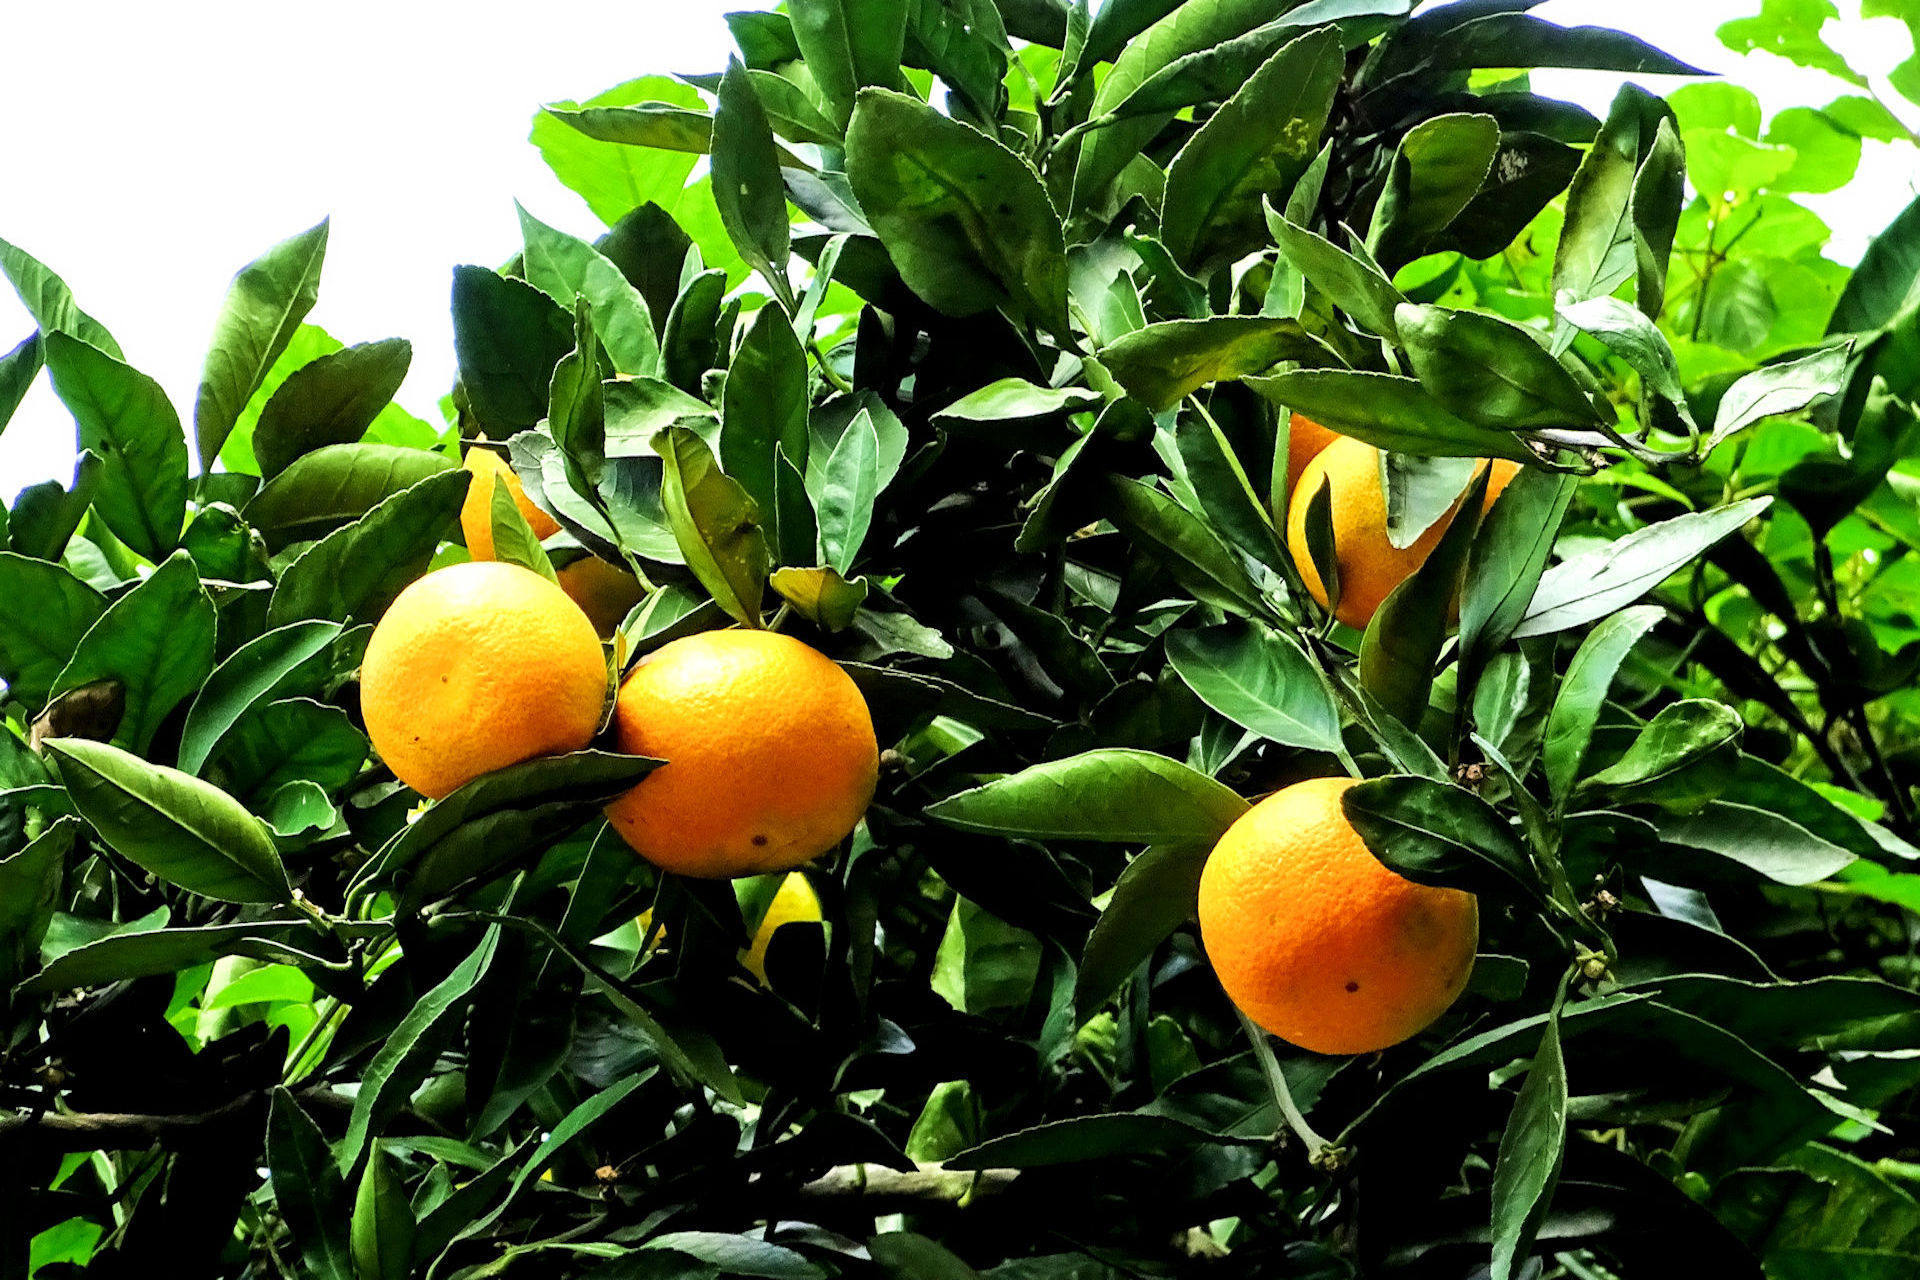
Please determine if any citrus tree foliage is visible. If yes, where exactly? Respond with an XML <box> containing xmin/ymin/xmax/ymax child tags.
<box><xmin>3</xmin><ymin>1</ymin><xmax>1920</xmax><ymax>1275</ymax></box>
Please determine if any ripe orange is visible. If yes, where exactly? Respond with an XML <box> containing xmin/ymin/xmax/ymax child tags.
<box><xmin>1285</xmin><ymin>437</ymin><xmax>1519</xmax><ymax>629</ymax></box>
<box><xmin>1286</xmin><ymin>413</ymin><xmax>1341</xmax><ymax>494</ymax></box>
<box><xmin>605</xmin><ymin>629</ymin><xmax>878</xmax><ymax>879</ymax></box>
<box><xmin>557</xmin><ymin>555</ymin><xmax>646</xmax><ymax>638</ymax></box>
<box><xmin>462</xmin><ymin>447</ymin><xmax>561</xmax><ymax>561</ymax></box>
<box><xmin>1198</xmin><ymin>776</ymin><xmax>1478</xmax><ymax>1055</ymax></box>
<box><xmin>360</xmin><ymin>560</ymin><xmax>609</xmax><ymax>799</ymax></box>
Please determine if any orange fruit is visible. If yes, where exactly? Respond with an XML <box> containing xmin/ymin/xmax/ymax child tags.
<box><xmin>557</xmin><ymin>555</ymin><xmax>646</xmax><ymax>638</ymax></box>
<box><xmin>461</xmin><ymin>447</ymin><xmax>561</xmax><ymax>561</ymax></box>
<box><xmin>1198</xmin><ymin>777</ymin><xmax>1478</xmax><ymax>1055</ymax></box>
<box><xmin>741</xmin><ymin>872</ymin><xmax>823</xmax><ymax>983</ymax></box>
<box><xmin>1286</xmin><ymin>413</ymin><xmax>1341</xmax><ymax>494</ymax></box>
<box><xmin>1285</xmin><ymin>437</ymin><xmax>1519</xmax><ymax>629</ymax></box>
<box><xmin>360</xmin><ymin>560</ymin><xmax>609</xmax><ymax>799</ymax></box>
<box><xmin>606</xmin><ymin>629</ymin><xmax>878</xmax><ymax>878</ymax></box>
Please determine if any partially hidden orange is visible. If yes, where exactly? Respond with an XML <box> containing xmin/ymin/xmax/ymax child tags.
<box><xmin>1285</xmin><ymin>436</ymin><xmax>1519</xmax><ymax>629</ymax></box>
<box><xmin>606</xmin><ymin>629</ymin><xmax>878</xmax><ymax>879</ymax></box>
<box><xmin>1286</xmin><ymin>413</ymin><xmax>1341</xmax><ymax>494</ymax></box>
<box><xmin>1198</xmin><ymin>776</ymin><xmax>1478</xmax><ymax>1055</ymax></box>
<box><xmin>557</xmin><ymin>555</ymin><xmax>646</xmax><ymax>639</ymax></box>
<box><xmin>360</xmin><ymin>560</ymin><xmax>609</xmax><ymax>799</ymax></box>
<box><xmin>462</xmin><ymin>446</ymin><xmax>561</xmax><ymax>562</ymax></box>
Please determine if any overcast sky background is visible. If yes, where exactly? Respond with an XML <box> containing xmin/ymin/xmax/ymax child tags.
<box><xmin>1</xmin><ymin>0</ymin><xmax>1915</xmax><ymax>503</ymax></box>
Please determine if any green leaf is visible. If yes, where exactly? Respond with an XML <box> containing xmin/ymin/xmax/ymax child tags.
<box><xmin>1395</xmin><ymin>304</ymin><xmax>1602</xmax><ymax>430</ymax></box>
<box><xmin>1513</xmin><ymin>499</ymin><xmax>1771</xmax><ymax>638</ymax></box>
<box><xmin>1708</xmin><ymin>344</ymin><xmax>1851</xmax><ymax>451</ymax></box>
<box><xmin>1342</xmin><ymin>774</ymin><xmax>1541</xmax><ymax>899</ymax></box>
<box><xmin>0</xmin><ymin>818</ymin><xmax>72</xmax><ymax>990</ymax></box>
<box><xmin>545</xmin><ymin>102</ymin><xmax>712</xmax><ymax>155</ymax></box>
<box><xmin>1248</xmin><ymin>370</ymin><xmax>1535</xmax><ymax>460</ymax></box>
<box><xmin>517</xmin><ymin>206</ymin><xmax>660</xmax><ymax>377</ymax></box>
<box><xmin>769</xmin><ymin>566</ymin><xmax>868</xmax><ymax>630</ymax></box>
<box><xmin>0</xmin><ymin>331</ymin><xmax>43</xmax><ymax>437</ymax></box>
<box><xmin>1830</xmin><ymin>194</ymin><xmax>1920</xmax><ymax>334</ymax></box>
<box><xmin>252</xmin><ymin>339</ymin><xmax>413</xmax><ymax>479</ymax></box>
<box><xmin>1366</xmin><ymin>113</ymin><xmax>1500</xmax><ymax>272</ymax></box>
<box><xmin>1459</xmin><ymin>467</ymin><xmax>1577</xmax><ymax>671</ymax></box>
<box><xmin>451</xmin><ymin>266</ymin><xmax>577</xmax><ymax>435</ymax></box>
<box><xmin>194</xmin><ymin>219</ymin><xmax>329</xmax><ymax>471</ymax></box>
<box><xmin>267</xmin><ymin>1088</ymin><xmax>354</xmax><ymax>1280</ymax></box>
<box><xmin>1102</xmin><ymin>317</ymin><xmax>1333</xmax><ymax>412</ymax></box>
<box><xmin>945</xmin><ymin>1113</ymin><xmax>1236</xmax><ymax>1170</ymax></box>
<box><xmin>845</xmin><ymin>87</ymin><xmax>1069</xmax><ymax>336</ymax></box>
<box><xmin>640</xmin><ymin>1232</ymin><xmax>827</xmax><ymax>1280</ymax></box>
<box><xmin>654</xmin><ymin>424</ymin><xmax>770</xmax><ymax>627</ymax></box>
<box><xmin>265</xmin><ymin>469</ymin><xmax>471</xmax><ymax>627</ymax></box>
<box><xmin>712</xmin><ymin>59</ymin><xmax>792</xmax><ymax>298</ymax></box>
<box><xmin>0</xmin><ymin>553</ymin><xmax>107</xmax><ymax>707</ymax></box>
<box><xmin>1541</xmin><ymin>606</ymin><xmax>1663</xmax><ymax>808</ymax></box>
<box><xmin>869</xmin><ymin>1233</ymin><xmax>982</xmax><ymax>1280</ymax></box>
<box><xmin>931</xmin><ymin>895</ymin><xmax>1040</xmax><ymax>1014</ymax></box>
<box><xmin>1435</xmin><ymin>130</ymin><xmax>1585</xmax><ymax>261</ymax></box>
<box><xmin>1160</xmin><ymin>29</ymin><xmax>1343</xmax><ymax>275</ymax></box>
<box><xmin>340</xmin><ymin>929</ymin><xmax>499</xmax><ymax>1173</ymax></box>
<box><xmin>1383</xmin><ymin>453</ymin><xmax>1475</xmax><ymax>550</ymax></box>
<box><xmin>1490</xmin><ymin>1007</ymin><xmax>1567</xmax><ymax>1280</ymax></box>
<box><xmin>1553</xmin><ymin>85</ymin><xmax>1675</xmax><ymax>314</ymax></box>
<box><xmin>208</xmin><ymin>697</ymin><xmax>367</xmax><ymax>807</ymax></box>
<box><xmin>931</xmin><ymin>378</ymin><xmax>1102</xmax><ymax>428</ymax></box>
<box><xmin>246</xmin><ymin>443</ymin><xmax>458</xmax><ymax>552</ymax></box>
<box><xmin>1657</xmin><ymin>803</ymin><xmax>1856</xmax><ymax>885</ymax></box>
<box><xmin>530</xmin><ymin>76</ymin><xmax>704</xmax><ymax>227</ymax></box>
<box><xmin>178</xmin><ymin>620</ymin><xmax>343</xmax><ymax>775</ymax></box>
<box><xmin>49</xmin><ymin>551</ymin><xmax>215</xmax><ymax>753</ymax></box>
<box><xmin>42</xmin><ymin>332</ymin><xmax>189</xmax><ymax>561</ymax></box>
<box><xmin>1719</xmin><ymin>0</ymin><xmax>1870</xmax><ymax>87</ymax></box>
<box><xmin>721</xmin><ymin>306</ymin><xmax>810</xmax><ymax>525</ymax></box>
<box><xmin>1166</xmin><ymin>621</ymin><xmax>1342</xmax><ymax>753</ymax></box>
<box><xmin>5</xmin><ymin>451</ymin><xmax>102</xmax><ymax>565</ymax></box>
<box><xmin>1585</xmin><ymin>700</ymin><xmax>1744</xmax><ymax>791</ymax></box>
<box><xmin>351</xmin><ymin>1146</ymin><xmax>414</xmax><ymax>1280</ymax></box>
<box><xmin>0</xmin><ymin>236</ymin><xmax>122</xmax><ymax>359</ymax></box>
<box><xmin>661</xmin><ymin>268</ymin><xmax>728</xmax><ymax>393</ymax></box>
<box><xmin>906</xmin><ymin>1079</ymin><xmax>981</xmax><ymax>1164</ymax></box>
<box><xmin>748</xmin><ymin>69</ymin><xmax>844</xmax><ymax>146</ymax></box>
<box><xmin>487</xmin><ymin>480</ymin><xmax>559</xmax><ymax>584</ymax></box>
<box><xmin>1361</xmin><ymin>467</ymin><xmax>1487</xmax><ymax>725</ymax></box>
<box><xmin>45</xmin><ymin>737</ymin><xmax>291</xmax><ymax>903</ymax></box>
<box><xmin>1102</xmin><ymin>475</ymin><xmax>1270</xmax><ymax>618</ymax></box>
<box><xmin>1556</xmin><ymin>296</ymin><xmax>1694</xmax><ymax>430</ymax></box>
<box><xmin>927</xmin><ymin>748</ymin><xmax>1249</xmax><ymax>844</ymax></box>
<box><xmin>1076</xmin><ymin>841</ymin><xmax>1208</xmax><ymax>1016</ymax></box>
<box><xmin>789</xmin><ymin>0</ymin><xmax>909</xmax><ymax>128</ymax></box>
<box><xmin>816</xmin><ymin>408</ymin><xmax>880</xmax><ymax>574</ymax></box>
<box><xmin>1174</xmin><ymin>409</ymin><xmax>1285</xmax><ymax>571</ymax></box>
<box><xmin>1265</xmin><ymin>206</ymin><xmax>1406</xmax><ymax>339</ymax></box>
<box><xmin>21</xmin><ymin>918</ymin><xmax>311</xmax><ymax>994</ymax></box>
<box><xmin>548</xmin><ymin>299</ymin><xmax>609</xmax><ymax>509</ymax></box>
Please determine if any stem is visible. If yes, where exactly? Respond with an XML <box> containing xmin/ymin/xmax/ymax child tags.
<box><xmin>1235</xmin><ymin>1008</ymin><xmax>1328</xmax><ymax>1162</ymax></box>
<box><xmin>810</xmin><ymin>339</ymin><xmax>854</xmax><ymax>393</ymax></box>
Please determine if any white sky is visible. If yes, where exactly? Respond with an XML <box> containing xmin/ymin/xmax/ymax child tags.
<box><xmin>1</xmin><ymin>0</ymin><xmax>1915</xmax><ymax>503</ymax></box>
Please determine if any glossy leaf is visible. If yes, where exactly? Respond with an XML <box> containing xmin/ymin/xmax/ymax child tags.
<box><xmin>177</xmin><ymin>620</ymin><xmax>343</xmax><ymax>775</ymax></box>
<box><xmin>1490</xmin><ymin>1007</ymin><xmax>1567</xmax><ymax>1280</ymax></box>
<box><xmin>195</xmin><ymin>219</ymin><xmax>329</xmax><ymax>470</ymax></box>
<box><xmin>1541</xmin><ymin>606</ymin><xmax>1662</xmax><ymax>806</ymax></box>
<box><xmin>712</xmin><ymin>59</ymin><xmax>792</xmax><ymax>297</ymax></box>
<box><xmin>1343</xmin><ymin>774</ymin><xmax>1541</xmax><ymax>899</ymax></box>
<box><xmin>1829</xmin><ymin>193</ymin><xmax>1920</xmax><ymax>334</ymax></box>
<box><xmin>252</xmin><ymin>338</ymin><xmax>413</xmax><ymax>479</ymax></box>
<box><xmin>45</xmin><ymin>737</ymin><xmax>291</xmax><ymax>903</ymax></box>
<box><xmin>0</xmin><ymin>553</ymin><xmax>107</xmax><ymax>707</ymax></box>
<box><xmin>352</xmin><ymin>1146</ymin><xmax>415</xmax><ymax>1280</ymax></box>
<box><xmin>655</xmin><ymin>424</ymin><xmax>770</xmax><ymax>626</ymax></box>
<box><xmin>1103</xmin><ymin>476</ymin><xmax>1270</xmax><ymax>617</ymax></box>
<box><xmin>1165</xmin><ymin>622</ymin><xmax>1342</xmax><ymax>752</ymax></box>
<box><xmin>1366</xmin><ymin>113</ymin><xmax>1500</xmax><ymax>271</ymax></box>
<box><xmin>1383</xmin><ymin>453</ymin><xmax>1476</xmax><ymax>550</ymax></box>
<box><xmin>927</xmin><ymin>748</ymin><xmax>1249</xmax><ymax>844</ymax></box>
<box><xmin>1658</xmin><ymin>804</ymin><xmax>1857</xmax><ymax>886</ymax></box>
<box><xmin>789</xmin><ymin>0</ymin><xmax>909</xmax><ymax>128</ymax></box>
<box><xmin>721</xmin><ymin>306</ymin><xmax>810</xmax><ymax>525</ymax></box>
<box><xmin>1102</xmin><ymin>317</ymin><xmax>1334</xmax><ymax>412</ymax></box>
<box><xmin>1585</xmin><ymin>700</ymin><xmax>1744</xmax><ymax>791</ymax></box>
<box><xmin>265</xmin><ymin>469</ymin><xmax>470</xmax><ymax>627</ymax></box>
<box><xmin>49</xmin><ymin>551</ymin><xmax>215</xmax><ymax>754</ymax></box>
<box><xmin>1552</xmin><ymin>85</ymin><xmax>1675</xmax><ymax>313</ymax></box>
<box><xmin>1708</xmin><ymin>343</ymin><xmax>1851</xmax><ymax>451</ymax></box>
<box><xmin>1248</xmin><ymin>370</ymin><xmax>1535</xmax><ymax>460</ymax></box>
<box><xmin>1360</xmin><ymin>467</ymin><xmax>1486</xmax><ymax>724</ymax></box>
<box><xmin>0</xmin><ymin>236</ymin><xmax>122</xmax><ymax>359</ymax></box>
<box><xmin>1396</xmin><ymin>304</ymin><xmax>1603</xmax><ymax>429</ymax></box>
<box><xmin>42</xmin><ymin>332</ymin><xmax>189</xmax><ymax>561</ymax></box>
<box><xmin>451</xmin><ymin>266</ymin><xmax>577</xmax><ymax>434</ymax></box>
<box><xmin>518</xmin><ymin>207</ymin><xmax>660</xmax><ymax>377</ymax></box>
<box><xmin>487</xmin><ymin>480</ymin><xmax>559</xmax><ymax>584</ymax></box>
<box><xmin>769</xmin><ymin>565</ymin><xmax>868</xmax><ymax>630</ymax></box>
<box><xmin>1075</xmin><ymin>841</ymin><xmax>1208</xmax><ymax>1016</ymax></box>
<box><xmin>1265</xmin><ymin>206</ymin><xmax>1406</xmax><ymax>339</ymax></box>
<box><xmin>247</xmin><ymin>443</ymin><xmax>457</xmax><ymax>551</ymax></box>
<box><xmin>1459</xmin><ymin>467</ymin><xmax>1577</xmax><ymax>670</ymax></box>
<box><xmin>267</xmin><ymin>1088</ymin><xmax>354</xmax><ymax>1280</ymax></box>
<box><xmin>21</xmin><ymin>918</ymin><xmax>312</xmax><ymax>994</ymax></box>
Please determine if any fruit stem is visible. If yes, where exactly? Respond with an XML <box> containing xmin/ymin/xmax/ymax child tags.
<box><xmin>1235</xmin><ymin>1007</ymin><xmax>1329</xmax><ymax>1164</ymax></box>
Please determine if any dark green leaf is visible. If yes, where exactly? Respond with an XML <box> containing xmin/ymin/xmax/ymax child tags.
<box><xmin>654</xmin><ymin>424</ymin><xmax>770</xmax><ymax>626</ymax></box>
<box><xmin>21</xmin><ymin>918</ymin><xmax>312</xmax><ymax>994</ymax></box>
<box><xmin>1514</xmin><ymin>499</ymin><xmax>1770</xmax><ymax>638</ymax></box>
<box><xmin>1396</xmin><ymin>304</ymin><xmax>1603</xmax><ymax>429</ymax></box>
<box><xmin>1076</xmin><ymin>841</ymin><xmax>1207</xmax><ymax>1016</ymax></box>
<box><xmin>1630</xmin><ymin>119</ymin><xmax>1684</xmax><ymax>316</ymax></box>
<box><xmin>0</xmin><ymin>817</ymin><xmax>71</xmax><ymax>990</ymax></box>
<box><xmin>0</xmin><ymin>331</ymin><xmax>43</xmax><ymax>435</ymax></box>
<box><xmin>1585</xmin><ymin>700</ymin><xmax>1744</xmax><ymax>791</ymax></box>
<box><xmin>246</xmin><ymin>443</ymin><xmax>457</xmax><ymax>551</ymax></box>
<box><xmin>713</xmin><ymin>59</ymin><xmax>793</xmax><ymax>297</ymax></box>
<box><xmin>1342</xmin><ymin>773</ymin><xmax>1542</xmax><ymax>899</ymax></box>
<box><xmin>748</xmin><ymin>70</ymin><xmax>844</xmax><ymax>146</ymax></box>
<box><xmin>817</xmin><ymin>408</ymin><xmax>879</xmax><ymax>574</ymax></box>
<box><xmin>1490</xmin><ymin>1007</ymin><xmax>1567</xmax><ymax>1280</ymax></box>
<box><xmin>1160</xmin><ymin>29</ymin><xmax>1343</xmax><ymax>275</ymax></box>
<box><xmin>945</xmin><ymin>1113</ymin><xmax>1237</xmax><ymax>1169</ymax></box>
<box><xmin>351</xmin><ymin>1146</ymin><xmax>414</xmax><ymax>1280</ymax></box>
<box><xmin>1542</xmin><ymin>606</ymin><xmax>1663</xmax><ymax>807</ymax></box>
<box><xmin>1434</xmin><ymin>130</ymin><xmax>1584</xmax><ymax>260</ymax></box>
<box><xmin>1361</xmin><ymin>467</ymin><xmax>1487</xmax><ymax>724</ymax></box>
<box><xmin>178</xmin><ymin>620</ymin><xmax>342</xmax><ymax>775</ymax></box>
<box><xmin>931</xmin><ymin>378</ymin><xmax>1102</xmax><ymax>427</ymax></box>
<box><xmin>845</xmin><ymin>87</ymin><xmax>1069</xmax><ymax>336</ymax></box>
<box><xmin>194</xmin><ymin>219</ymin><xmax>329</xmax><ymax>470</ymax></box>
<box><xmin>1265</xmin><ymin>206</ymin><xmax>1406</xmax><ymax>339</ymax></box>
<box><xmin>1367</xmin><ymin>113</ymin><xmax>1500</xmax><ymax>271</ymax></box>
<box><xmin>5</xmin><ymin>450</ymin><xmax>101</xmax><ymax>563</ymax></box>
<box><xmin>1103</xmin><ymin>317</ymin><xmax>1334</xmax><ymax>412</ymax></box>
<box><xmin>639</xmin><ymin>1232</ymin><xmax>827</xmax><ymax>1280</ymax></box>
<box><xmin>518</xmin><ymin>207</ymin><xmax>660</xmax><ymax>377</ymax></box>
<box><xmin>1248</xmin><ymin>370</ymin><xmax>1535</xmax><ymax>460</ymax></box>
<box><xmin>1459</xmin><ymin>466</ymin><xmax>1576</xmax><ymax>670</ymax></box>
<box><xmin>42</xmin><ymin>332</ymin><xmax>189</xmax><ymax>561</ymax></box>
<box><xmin>49</xmin><ymin>551</ymin><xmax>215</xmax><ymax>753</ymax></box>
<box><xmin>265</xmin><ymin>469</ymin><xmax>470</xmax><ymax>627</ymax></box>
<box><xmin>451</xmin><ymin>266</ymin><xmax>577</xmax><ymax>435</ymax></box>
<box><xmin>0</xmin><ymin>553</ymin><xmax>107</xmax><ymax>706</ymax></box>
<box><xmin>1556</xmin><ymin>296</ymin><xmax>1693</xmax><ymax>429</ymax></box>
<box><xmin>789</xmin><ymin>0</ymin><xmax>910</xmax><ymax>128</ymax></box>
<box><xmin>252</xmin><ymin>339</ymin><xmax>413</xmax><ymax>479</ymax></box>
<box><xmin>1831</xmin><ymin>193</ymin><xmax>1920</xmax><ymax>335</ymax></box>
<box><xmin>869</xmin><ymin>1233</ymin><xmax>981</xmax><ymax>1280</ymax></box>
<box><xmin>1173</xmin><ymin>410</ymin><xmax>1286</xmax><ymax>570</ymax></box>
<box><xmin>1383</xmin><ymin>453</ymin><xmax>1476</xmax><ymax>550</ymax></box>
<box><xmin>1166</xmin><ymin>621</ymin><xmax>1341</xmax><ymax>752</ymax></box>
<box><xmin>46</xmin><ymin>737</ymin><xmax>290</xmax><ymax>903</ymax></box>
<box><xmin>267</xmin><ymin>1088</ymin><xmax>354</xmax><ymax>1280</ymax></box>
<box><xmin>1103</xmin><ymin>475</ymin><xmax>1270</xmax><ymax>617</ymax></box>
<box><xmin>661</xmin><ymin>268</ymin><xmax>728</xmax><ymax>393</ymax></box>
<box><xmin>545</xmin><ymin>102</ymin><xmax>712</xmax><ymax>154</ymax></box>
<box><xmin>1656</xmin><ymin>804</ymin><xmax>1856</xmax><ymax>886</ymax></box>
<box><xmin>927</xmin><ymin>748</ymin><xmax>1248</xmax><ymax>844</ymax></box>
<box><xmin>1553</xmin><ymin>85</ymin><xmax>1675</xmax><ymax>312</ymax></box>
<box><xmin>209</xmin><ymin>697</ymin><xmax>366</xmax><ymax>807</ymax></box>
<box><xmin>721</xmin><ymin>306</ymin><xmax>810</xmax><ymax>524</ymax></box>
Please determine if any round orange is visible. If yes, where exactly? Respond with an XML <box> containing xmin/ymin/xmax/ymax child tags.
<box><xmin>1285</xmin><ymin>437</ymin><xmax>1520</xmax><ymax>629</ymax></box>
<box><xmin>557</xmin><ymin>555</ymin><xmax>646</xmax><ymax>639</ymax></box>
<box><xmin>1286</xmin><ymin>413</ymin><xmax>1341</xmax><ymax>494</ymax></box>
<box><xmin>1198</xmin><ymin>777</ymin><xmax>1478</xmax><ymax>1055</ymax></box>
<box><xmin>360</xmin><ymin>560</ymin><xmax>609</xmax><ymax>799</ymax></box>
<box><xmin>461</xmin><ymin>447</ymin><xmax>561</xmax><ymax>561</ymax></box>
<box><xmin>605</xmin><ymin>629</ymin><xmax>878</xmax><ymax>879</ymax></box>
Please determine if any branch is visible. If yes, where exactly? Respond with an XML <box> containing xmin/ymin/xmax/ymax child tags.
<box><xmin>794</xmin><ymin>1163</ymin><xmax>1019</xmax><ymax>1212</ymax></box>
